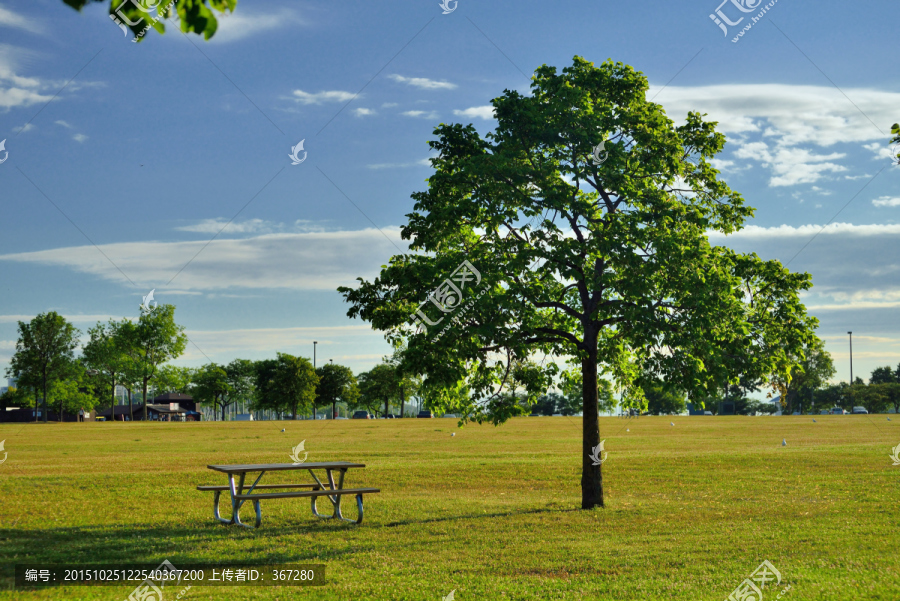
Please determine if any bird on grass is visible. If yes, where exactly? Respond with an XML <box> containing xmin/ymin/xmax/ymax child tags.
<box><xmin>281</xmin><ymin>428</ymin><xmax>285</xmax><ymax>432</ymax></box>
<box><xmin>782</xmin><ymin>439</ymin><xmax>787</xmax><ymax>446</ymax></box>
<box><xmin>812</xmin><ymin>419</ymin><xmax>817</xmax><ymax>423</ymax></box>
<box><xmin>670</xmin><ymin>422</ymin><xmax>674</xmax><ymax>426</ymax></box>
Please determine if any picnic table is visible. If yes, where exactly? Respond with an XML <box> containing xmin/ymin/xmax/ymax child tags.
<box><xmin>197</xmin><ymin>462</ymin><xmax>379</xmax><ymax>528</ymax></box>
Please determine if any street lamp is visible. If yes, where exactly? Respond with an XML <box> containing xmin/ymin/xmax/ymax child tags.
<box><xmin>848</xmin><ymin>331</ymin><xmax>853</xmax><ymax>384</ymax></box>
<box><xmin>313</xmin><ymin>341</ymin><xmax>317</xmax><ymax>369</ymax></box>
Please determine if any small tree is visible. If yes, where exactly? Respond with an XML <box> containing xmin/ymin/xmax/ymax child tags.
<box><xmin>561</xmin><ymin>371</ymin><xmax>616</xmax><ymax>416</ymax></box>
<box><xmin>6</xmin><ymin>312</ymin><xmax>81</xmax><ymax>423</ymax></box>
<box><xmin>193</xmin><ymin>363</ymin><xmax>232</xmax><ymax>421</ymax></box>
<box><xmin>771</xmin><ymin>337</ymin><xmax>835</xmax><ymax>414</ymax></box>
<box><xmin>272</xmin><ymin>354</ymin><xmax>318</xmax><ymax>420</ymax></box>
<box><xmin>115</xmin><ymin>305</ymin><xmax>187</xmax><ymax>420</ymax></box>
<box><xmin>82</xmin><ymin>321</ymin><xmax>131</xmax><ymax>422</ymax></box>
<box><xmin>49</xmin><ymin>363</ymin><xmax>97</xmax><ymax>421</ymax></box>
<box><xmin>316</xmin><ymin>363</ymin><xmax>358</xmax><ymax>419</ymax></box>
<box><xmin>638</xmin><ymin>374</ymin><xmax>686</xmax><ymax>416</ymax></box>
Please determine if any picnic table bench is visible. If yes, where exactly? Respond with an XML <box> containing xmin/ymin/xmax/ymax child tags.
<box><xmin>198</xmin><ymin>462</ymin><xmax>379</xmax><ymax>528</ymax></box>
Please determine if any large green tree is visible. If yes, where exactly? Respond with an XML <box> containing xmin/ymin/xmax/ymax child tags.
<box><xmin>316</xmin><ymin>363</ymin><xmax>358</xmax><ymax>419</ymax></box>
<box><xmin>6</xmin><ymin>312</ymin><xmax>81</xmax><ymax>423</ymax></box>
<box><xmin>339</xmin><ymin>57</ymin><xmax>818</xmax><ymax>509</ymax></box>
<box><xmin>115</xmin><ymin>305</ymin><xmax>187</xmax><ymax>420</ymax></box>
<box><xmin>62</xmin><ymin>0</ymin><xmax>236</xmax><ymax>41</ymax></box>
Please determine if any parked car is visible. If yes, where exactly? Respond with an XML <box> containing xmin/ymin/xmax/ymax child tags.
<box><xmin>351</xmin><ymin>410</ymin><xmax>372</xmax><ymax>419</ymax></box>
<box><xmin>702</xmin><ymin>411</ymin><xmax>713</xmax><ymax>415</ymax></box>
<box><xmin>819</xmin><ymin>409</ymin><xmax>830</xmax><ymax>415</ymax></box>
<box><xmin>335</xmin><ymin>416</ymin><xmax>349</xmax><ymax>420</ymax></box>
<box><xmin>830</xmin><ymin>407</ymin><xmax>846</xmax><ymax>415</ymax></box>
<box><xmin>852</xmin><ymin>406</ymin><xmax>868</xmax><ymax>414</ymax></box>
<box><xmin>442</xmin><ymin>413</ymin><xmax>457</xmax><ymax>418</ymax></box>
<box><xmin>385</xmin><ymin>414</ymin><xmax>395</xmax><ymax>419</ymax></box>
<box><xmin>417</xmin><ymin>410</ymin><xmax>434</xmax><ymax>418</ymax></box>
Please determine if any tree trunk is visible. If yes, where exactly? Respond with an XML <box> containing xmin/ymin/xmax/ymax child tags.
<box><xmin>142</xmin><ymin>378</ymin><xmax>149</xmax><ymax>421</ymax></box>
<box><xmin>384</xmin><ymin>398</ymin><xmax>389</xmax><ymax>418</ymax></box>
<box><xmin>42</xmin><ymin>372</ymin><xmax>48</xmax><ymax>423</ymax></box>
<box><xmin>127</xmin><ymin>386</ymin><xmax>133</xmax><ymax>422</ymax></box>
<box><xmin>34</xmin><ymin>389</ymin><xmax>39</xmax><ymax>422</ymax></box>
<box><xmin>332</xmin><ymin>401</ymin><xmax>337</xmax><ymax>419</ymax></box>
<box><xmin>581</xmin><ymin>342</ymin><xmax>603</xmax><ymax>509</ymax></box>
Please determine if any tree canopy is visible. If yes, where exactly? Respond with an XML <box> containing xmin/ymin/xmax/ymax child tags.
<box><xmin>62</xmin><ymin>0</ymin><xmax>236</xmax><ymax>41</ymax></box>
<box><xmin>6</xmin><ymin>312</ymin><xmax>81</xmax><ymax>422</ymax></box>
<box><xmin>340</xmin><ymin>56</ymin><xmax>819</xmax><ymax>509</ymax></box>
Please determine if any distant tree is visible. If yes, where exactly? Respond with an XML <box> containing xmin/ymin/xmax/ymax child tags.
<box><xmin>358</xmin><ymin>363</ymin><xmax>401</xmax><ymax>418</ymax></box>
<box><xmin>6</xmin><ymin>312</ymin><xmax>81</xmax><ymax>423</ymax></box>
<box><xmin>218</xmin><ymin>359</ymin><xmax>255</xmax><ymax>417</ymax></box>
<box><xmin>192</xmin><ymin>364</ymin><xmax>232</xmax><ymax>421</ymax></box>
<box><xmin>271</xmin><ymin>354</ymin><xmax>318</xmax><ymax>420</ymax></box>
<box><xmin>877</xmin><ymin>382</ymin><xmax>900</xmax><ymax>414</ymax></box>
<box><xmin>870</xmin><ymin>365</ymin><xmax>899</xmax><ymax>385</ymax></box>
<box><xmin>316</xmin><ymin>363</ymin><xmax>358</xmax><ymax>419</ymax></box>
<box><xmin>533</xmin><ymin>392</ymin><xmax>563</xmax><ymax>416</ymax></box>
<box><xmin>151</xmin><ymin>364</ymin><xmax>195</xmax><ymax>396</ymax></box>
<box><xmin>60</xmin><ymin>0</ymin><xmax>236</xmax><ymax>42</ymax></box>
<box><xmin>115</xmin><ymin>305</ymin><xmax>187</xmax><ymax>420</ymax></box>
<box><xmin>814</xmin><ymin>382</ymin><xmax>851</xmax><ymax>412</ymax></box>
<box><xmin>48</xmin><ymin>362</ymin><xmax>97</xmax><ymax>421</ymax></box>
<box><xmin>0</xmin><ymin>386</ymin><xmax>29</xmax><ymax>412</ymax></box>
<box><xmin>771</xmin><ymin>337</ymin><xmax>835</xmax><ymax>414</ymax></box>
<box><xmin>850</xmin><ymin>383</ymin><xmax>889</xmax><ymax>414</ymax></box>
<box><xmin>638</xmin><ymin>374</ymin><xmax>686</xmax><ymax>415</ymax></box>
<box><xmin>253</xmin><ymin>358</ymin><xmax>280</xmax><ymax>416</ymax></box>
<box><xmin>755</xmin><ymin>401</ymin><xmax>777</xmax><ymax>415</ymax></box>
<box><xmin>82</xmin><ymin>321</ymin><xmax>132</xmax><ymax>421</ymax></box>
<box><xmin>560</xmin><ymin>371</ymin><xmax>616</xmax><ymax>415</ymax></box>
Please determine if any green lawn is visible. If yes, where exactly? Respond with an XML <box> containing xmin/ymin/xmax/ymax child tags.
<box><xmin>0</xmin><ymin>415</ymin><xmax>897</xmax><ymax>600</ymax></box>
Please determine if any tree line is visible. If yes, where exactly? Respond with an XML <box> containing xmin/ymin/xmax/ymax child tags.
<box><xmin>1</xmin><ymin>309</ymin><xmax>435</xmax><ymax>422</ymax></box>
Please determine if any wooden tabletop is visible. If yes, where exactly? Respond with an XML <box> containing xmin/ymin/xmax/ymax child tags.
<box><xmin>207</xmin><ymin>462</ymin><xmax>366</xmax><ymax>473</ymax></box>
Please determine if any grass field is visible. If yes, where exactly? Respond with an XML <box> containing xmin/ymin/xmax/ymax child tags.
<box><xmin>0</xmin><ymin>415</ymin><xmax>898</xmax><ymax>600</ymax></box>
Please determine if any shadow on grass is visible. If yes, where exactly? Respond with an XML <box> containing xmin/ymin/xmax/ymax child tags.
<box><xmin>383</xmin><ymin>505</ymin><xmax>582</xmax><ymax>528</ymax></box>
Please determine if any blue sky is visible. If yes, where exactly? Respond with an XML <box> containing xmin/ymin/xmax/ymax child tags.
<box><xmin>0</xmin><ymin>0</ymin><xmax>898</xmax><ymax>391</ymax></box>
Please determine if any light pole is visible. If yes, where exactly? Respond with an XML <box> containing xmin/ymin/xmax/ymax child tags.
<box><xmin>313</xmin><ymin>341</ymin><xmax>317</xmax><ymax>369</ymax></box>
<box><xmin>848</xmin><ymin>331</ymin><xmax>853</xmax><ymax>384</ymax></box>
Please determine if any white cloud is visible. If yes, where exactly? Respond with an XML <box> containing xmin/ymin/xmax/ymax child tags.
<box><xmin>175</xmin><ymin>218</ymin><xmax>278</xmax><ymax>235</ymax></box>
<box><xmin>0</xmin><ymin>44</ymin><xmax>54</xmax><ymax>110</ymax></box>
<box><xmin>0</xmin><ymin>6</ymin><xmax>42</xmax><ymax>34</ymax></box>
<box><xmin>55</xmin><ymin>120</ymin><xmax>72</xmax><ymax>128</ymax></box>
<box><xmin>366</xmin><ymin>158</ymin><xmax>431</xmax><ymax>169</ymax></box>
<box><xmin>353</xmin><ymin>107</ymin><xmax>375</xmax><ymax>117</ymax></box>
<box><xmin>388</xmin><ymin>74</ymin><xmax>456</xmax><ymax>90</ymax></box>
<box><xmin>650</xmin><ymin>83</ymin><xmax>900</xmax><ymax>186</ymax></box>
<box><xmin>401</xmin><ymin>110</ymin><xmax>438</xmax><ymax>119</ymax></box>
<box><xmin>0</xmin><ymin>314</ymin><xmax>121</xmax><ymax>324</ymax></box>
<box><xmin>453</xmin><ymin>105</ymin><xmax>495</xmax><ymax>121</ymax></box>
<box><xmin>291</xmin><ymin>89</ymin><xmax>356</xmax><ymax>105</ymax></box>
<box><xmin>210</xmin><ymin>8</ymin><xmax>305</xmax><ymax>43</ymax></box>
<box><xmin>709</xmin><ymin>222</ymin><xmax>900</xmax><ymax>239</ymax></box>
<box><xmin>73</xmin><ymin>133</ymin><xmax>88</xmax><ymax>143</ymax></box>
<box><xmin>12</xmin><ymin>122</ymin><xmax>33</xmax><ymax>133</ymax></box>
<box><xmin>873</xmin><ymin>196</ymin><xmax>900</xmax><ymax>207</ymax></box>
<box><xmin>0</xmin><ymin>228</ymin><xmax>410</xmax><ymax>291</ymax></box>
<box><xmin>381</xmin><ymin>102</ymin><xmax>398</xmax><ymax>108</ymax></box>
